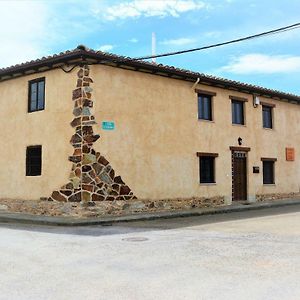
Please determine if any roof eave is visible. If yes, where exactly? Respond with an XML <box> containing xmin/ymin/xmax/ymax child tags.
<box><xmin>0</xmin><ymin>49</ymin><xmax>299</xmax><ymax>105</ymax></box>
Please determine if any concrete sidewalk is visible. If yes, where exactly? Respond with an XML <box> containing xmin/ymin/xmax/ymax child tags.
<box><xmin>0</xmin><ymin>198</ymin><xmax>299</xmax><ymax>226</ymax></box>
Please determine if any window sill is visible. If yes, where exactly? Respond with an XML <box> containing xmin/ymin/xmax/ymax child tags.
<box><xmin>262</xmin><ymin>127</ymin><xmax>274</xmax><ymax>131</ymax></box>
<box><xmin>198</xmin><ymin>119</ymin><xmax>214</xmax><ymax>123</ymax></box>
<box><xmin>263</xmin><ymin>184</ymin><xmax>276</xmax><ymax>186</ymax></box>
<box><xmin>28</xmin><ymin>109</ymin><xmax>45</xmax><ymax>113</ymax></box>
<box><xmin>232</xmin><ymin>123</ymin><xmax>246</xmax><ymax>127</ymax></box>
<box><xmin>200</xmin><ymin>183</ymin><xmax>216</xmax><ymax>186</ymax></box>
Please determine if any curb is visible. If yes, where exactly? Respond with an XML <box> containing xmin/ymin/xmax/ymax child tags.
<box><xmin>0</xmin><ymin>198</ymin><xmax>300</xmax><ymax>227</ymax></box>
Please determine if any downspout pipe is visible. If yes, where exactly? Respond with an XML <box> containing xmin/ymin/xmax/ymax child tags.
<box><xmin>192</xmin><ymin>77</ymin><xmax>200</xmax><ymax>90</ymax></box>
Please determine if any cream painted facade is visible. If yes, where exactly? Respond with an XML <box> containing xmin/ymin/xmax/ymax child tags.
<box><xmin>0</xmin><ymin>63</ymin><xmax>299</xmax><ymax>203</ymax></box>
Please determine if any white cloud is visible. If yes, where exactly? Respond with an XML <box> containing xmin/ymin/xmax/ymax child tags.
<box><xmin>97</xmin><ymin>0</ymin><xmax>207</xmax><ymax>20</ymax></box>
<box><xmin>129</xmin><ymin>38</ymin><xmax>138</xmax><ymax>43</ymax></box>
<box><xmin>160</xmin><ymin>37</ymin><xmax>197</xmax><ymax>46</ymax></box>
<box><xmin>0</xmin><ymin>1</ymin><xmax>49</xmax><ymax>68</ymax></box>
<box><xmin>98</xmin><ymin>44</ymin><xmax>114</xmax><ymax>52</ymax></box>
<box><xmin>203</xmin><ymin>31</ymin><xmax>221</xmax><ymax>38</ymax></box>
<box><xmin>221</xmin><ymin>54</ymin><xmax>300</xmax><ymax>74</ymax></box>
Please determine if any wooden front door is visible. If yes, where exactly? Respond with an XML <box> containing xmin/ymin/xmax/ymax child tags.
<box><xmin>232</xmin><ymin>151</ymin><xmax>247</xmax><ymax>201</ymax></box>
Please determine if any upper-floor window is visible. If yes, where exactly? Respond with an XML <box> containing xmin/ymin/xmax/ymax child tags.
<box><xmin>262</xmin><ymin>105</ymin><xmax>273</xmax><ymax>129</ymax></box>
<box><xmin>231</xmin><ymin>100</ymin><xmax>244</xmax><ymax>125</ymax></box>
<box><xmin>26</xmin><ymin>145</ymin><xmax>42</xmax><ymax>176</ymax></box>
<box><xmin>198</xmin><ymin>94</ymin><xmax>212</xmax><ymax>121</ymax></box>
<box><xmin>28</xmin><ymin>78</ymin><xmax>45</xmax><ymax>112</ymax></box>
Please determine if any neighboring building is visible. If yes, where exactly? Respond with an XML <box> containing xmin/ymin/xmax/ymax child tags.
<box><xmin>0</xmin><ymin>45</ymin><xmax>299</xmax><ymax>207</ymax></box>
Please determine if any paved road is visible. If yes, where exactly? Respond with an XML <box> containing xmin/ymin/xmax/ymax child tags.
<box><xmin>0</xmin><ymin>205</ymin><xmax>299</xmax><ymax>300</ymax></box>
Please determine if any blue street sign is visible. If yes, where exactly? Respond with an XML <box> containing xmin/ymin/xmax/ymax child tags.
<box><xmin>102</xmin><ymin>121</ymin><xmax>115</xmax><ymax>130</ymax></box>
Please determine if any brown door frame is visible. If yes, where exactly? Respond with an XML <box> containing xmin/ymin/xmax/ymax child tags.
<box><xmin>230</xmin><ymin>146</ymin><xmax>250</xmax><ymax>201</ymax></box>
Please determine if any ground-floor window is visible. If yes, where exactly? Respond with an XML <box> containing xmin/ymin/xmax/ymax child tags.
<box><xmin>197</xmin><ymin>152</ymin><xmax>218</xmax><ymax>184</ymax></box>
<box><xmin>26</xmin><ymin>146</ymin><xmax>42</xmax><ymax>176</ymax></box>
<box><xmin>262</xmin><ymin>158</ymin><xmax>276</xmax><ymax>184</ymax></box>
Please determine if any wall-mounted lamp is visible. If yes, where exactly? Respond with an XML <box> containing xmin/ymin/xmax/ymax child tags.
<box><xmin>253</xmin><ymin>95</ymin><xmax>260</xmax><ymax>108</ymax></box>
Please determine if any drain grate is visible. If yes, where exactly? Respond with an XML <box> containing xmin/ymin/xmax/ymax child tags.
<box><xmin>122</xmin><ymin>237</ymin><xmax>149</xmax><ymax>242</ymax></box>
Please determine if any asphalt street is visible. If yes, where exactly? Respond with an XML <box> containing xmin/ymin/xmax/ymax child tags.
<box><xmin>0</xmin><ymin>205</ymin><xmax>299</xmax><ymax>300</ymax></box>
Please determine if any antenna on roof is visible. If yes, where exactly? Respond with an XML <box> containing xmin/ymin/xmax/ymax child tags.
<box><xmin>152</xmin><ymin>32</ymin><xmax>156</xmax><ymax>63</ymax></box>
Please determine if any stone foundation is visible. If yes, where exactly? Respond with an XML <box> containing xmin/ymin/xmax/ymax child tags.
<box><xmin>122</xmin><ymin>196</ymin><xmax>225</xmax><ymax>214</ymax></box>
<box><xmin>0</xmin><ymin>196</ymin><xmax>225</xmax><ymax>217</ymax></box>
<box><xmin>256</xmin><ymin>192</ymin><xmax>300</xmax><ymax>202</ymax></box>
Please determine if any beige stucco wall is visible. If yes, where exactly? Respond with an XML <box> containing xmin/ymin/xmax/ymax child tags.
<box><xmin>0</xmin><ymin>69</ymin><xmax>75</xmax><ymax>200</ymax></box>
<box><xmin>0</xmin><ymin>64</ymin><xmax>299</xmax><ymax>202</ymax></box>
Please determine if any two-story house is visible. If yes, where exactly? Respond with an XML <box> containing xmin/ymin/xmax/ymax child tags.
<box><xmin>0</xmin><ymin>45</ymin><xmax>299</xmax><ymax>209</ymax></box>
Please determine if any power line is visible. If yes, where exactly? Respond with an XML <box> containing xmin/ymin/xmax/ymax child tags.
<box><xmin>133</xmin><ymin>22</ymin><xmax>300</xmax><ymax>61</ymax></box>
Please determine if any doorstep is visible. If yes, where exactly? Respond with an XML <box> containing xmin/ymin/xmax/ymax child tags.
<box><xmin>0</xmin><ymin>198</ymin><xmax>299</xmax><ymax>227</ymax></box>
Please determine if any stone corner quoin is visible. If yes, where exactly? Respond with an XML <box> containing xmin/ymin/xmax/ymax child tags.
<box><xmin>49</xmin><ymin>64</ymin><xmax>136</xmax><ymax>204</ymax></box>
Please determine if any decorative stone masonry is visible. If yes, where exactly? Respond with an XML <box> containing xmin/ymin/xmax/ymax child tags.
<box><xmin>49</xmin><ymin>64</ymin><xmax>136</xmax><ymax>204</ymax></box>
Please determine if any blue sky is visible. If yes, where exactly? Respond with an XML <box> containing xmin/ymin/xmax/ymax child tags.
<box><xmin>1</xmin><ymin>0</ymin><xmax>300</xmax><ymax>94</ymax></box>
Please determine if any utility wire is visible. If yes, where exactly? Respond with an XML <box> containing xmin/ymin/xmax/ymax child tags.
<box><xmin>133</xmin><ymin>22</ymin><xmax>300</xmax><ymax>61</ymax></box>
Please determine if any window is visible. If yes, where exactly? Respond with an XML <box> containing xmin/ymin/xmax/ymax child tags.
<box><xmin>28</xmin><ymin>78</ymin><xmax>45</xmax><ymax>112</ymax></box>
<box><xmin>197</xmin><ymin>152</ymin><xmax>218</xmax><ymax>183</ymax></box>
<box><xmin>262</xmin><ymin>105</ymin><xmax>273</xmax><ymax>129</ymax></box>
<box><xmin>262</xmin><ymin>159</ymin><xmax>276</xmax><ymax>184</ymax></box>
<box><xmin>26</xmin><ymin>146</ymin><xmax>42</xmax><ymax>176</ymax></box>
<box><xmin>232</xmin><ymin>100</ymin><xmax>244</xmax><ymax>125</ymax></box>
<box><xmin>198</xmin><ymin>94</ymin><xmax>212</xmax><ymax>121</ymax></box>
